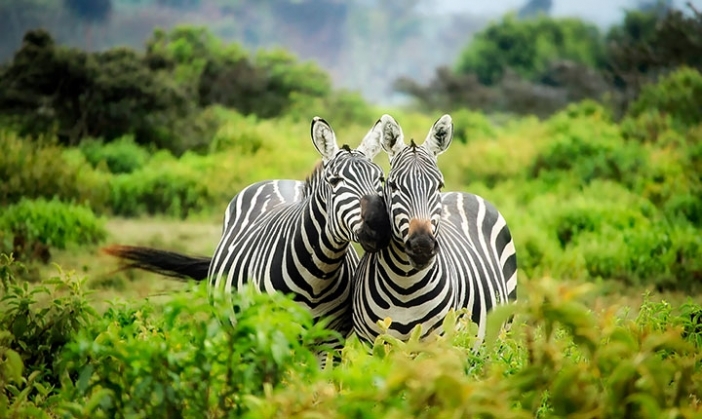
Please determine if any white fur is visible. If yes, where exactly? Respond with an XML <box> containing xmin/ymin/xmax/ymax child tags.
<box><xmin>423</xmin><ymin>114</ymin><xmax>453</xmax><ymax>157</ymax></box>
<box><xmin>378</xmin><ymin>114</ymin><xmax>405</xmax><ymax>160</ymax></box>
<box><xmin>311</xmin><ymin>116</ymin><xmax>339</xmax><ymax>162</ymax></box>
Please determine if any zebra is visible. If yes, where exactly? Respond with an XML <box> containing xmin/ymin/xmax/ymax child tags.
<box><xmin>104</xmin><ymin>116</ymin><xmax>391</xmax><ymax>354</ymax></box>
<box><xmin>351</xmin><ymin>114</ymin><xmax>518</xmax><ymax>345</ymax></box>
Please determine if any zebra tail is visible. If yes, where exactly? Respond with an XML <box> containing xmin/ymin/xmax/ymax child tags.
<box><xmin>101</xmin><ymin>245</ymin><xmax>211</xmax><ymax>281</ymax></box>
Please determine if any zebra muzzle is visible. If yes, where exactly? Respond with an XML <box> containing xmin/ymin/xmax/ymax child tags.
<box><xmin>358</xmin><ymin>194</ymin><xmax>391</xmax><ymax>253</ymax></box>
<box><xmin>405</xmin><ymin>219</ymin><xmax>438</xmax><ymax>269</ymax></box>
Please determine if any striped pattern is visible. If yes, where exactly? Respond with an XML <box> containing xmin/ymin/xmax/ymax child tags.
<box><xmin>208</xmin><ymin>116</ymin><xmax>385</xmax><ymax>344</ymax></box>
<box><xmin>352</xmin><ymin>114</ymin><xmax>518</xmax><ymax>344</ymax></box>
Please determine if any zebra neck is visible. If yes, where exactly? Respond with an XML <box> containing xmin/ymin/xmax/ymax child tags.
<box><xmin>380</xmin><ymin>238</ymin><xmax>438</xmax><ymax>281</ymax></box>
<box><xmin>292</xmin><ymin>192</ymin><xmax>350</xmax><ymax>276</ymax></box>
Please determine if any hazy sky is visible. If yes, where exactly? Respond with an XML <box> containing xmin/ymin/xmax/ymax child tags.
<box><xmin>430</xmin><ymin>0</ymin><xmax>702</xmax><ymax>27</ymax></box>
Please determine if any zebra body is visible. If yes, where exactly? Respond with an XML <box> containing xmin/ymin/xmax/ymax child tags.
<box><xmin>105</xmin><ymin>117</ymin><xmax>387</xmax><ymax>347</ymax></box>
<box><xmin>352</xmin><ymin>114</ymin><xmax>518</xmax><ymax>344</ymax></box>
<box><xmin>207</xmin><ymin>117</ymin><xmax>387</xmax><ymax>340</ymax></box>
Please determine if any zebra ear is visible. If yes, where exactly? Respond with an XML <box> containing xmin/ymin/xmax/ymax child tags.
<box><xmin>311</xmin><ymin>116</ymin><xmax>340</xmax><ymax>162</ymax></box>
<box><xmin>378</xmin><ymin>114</ymin><xmax>405</xmax><ymax>160</ymax></box>
<box><xmin>423</xmin><ymin>114</ymin><xmax>453</xmax><ymax>157</ymax></box>
<box><xmin>356</xmin><ymin>118</ymin><xmax>383</xmax><ymax>160</ymax></box>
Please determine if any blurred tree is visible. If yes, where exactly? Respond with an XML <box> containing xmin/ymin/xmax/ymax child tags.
<box><xmin>0</xmin><ymin>29</ymin><xmax>190</xmax><ymax>150</ymax></box>
<box><xmin>635</xmin><ymin>0</ymin><xmax>673</xmax><ymax>14</ymax></box>
<box><xmin>455</xmin><ymin>15</ymin><xmax>606</xmax><ymax>85</ymax></box>
<box><xmin>605</xmin><ymin>4</ymin><xmax>702</xmax><ymax>114</ymax></box>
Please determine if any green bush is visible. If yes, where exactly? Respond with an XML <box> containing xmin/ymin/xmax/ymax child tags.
<box><xmin>59</xmin><ymin>283</ymin><xmax>335</xmax><ymax>417</ymax></box>
<box><xmin>530</xmin><ymin>107</ymin><xmax>646</xmax><ymax>187</ymax></box>
<box><xmin>450</xmin><ymin>108</ymin><xmax>498</xmax><ymax>143</ymax></box>
<box><xmin>627</xmin><ymin>67</ymin><xmax>702</xmax><ymax>131</ymax></box>
<box><xmin>0</xmin><ymin>254</ymin><xmax>97</xmax><ymax>414</ymax></box>
<box><xmin>0</xmin><ymin>256</ymin><xmax>700</xmax><ymax>418</ymax></box>
<box><xmin>576</xmin><ymin>221</ymin><xmax>702</xmax><ymax>291</ymax></box>
<box><xmin>248</xmin><ymin>280</ymin><xmax>702</xmax><ymax>419</ymax></box>
<box><xmin>208</xmin><ymin>111</ymin><xmax>267</xmax><ymax>154</ymax></box>
<box><xmin>456</xmin><ymin>14</ymin><xmax>606</xmax><ymax>85</ymax></box>
<box><xmin>0</xmin><ymin>198</ymin><xmax>107</xmax><ymax>251</ymax></box>
<box><xmin>79</xmin><ymin>135</ymin><xmax>151</xmax><ymax>174</ymax></box>
<box><xmin>108</xmin><ymin>154</ymin><xmax>216</xmax><ymax>218</ymax></box>
<box><xmin>286</xmin><ymin>89</ymin><xmax>377</xmax><ymax>128</ymax></box>
<box><xmin>0</xmin><ymin>130</ymin><xmax>108</xmax><ymax>208</ymax></box>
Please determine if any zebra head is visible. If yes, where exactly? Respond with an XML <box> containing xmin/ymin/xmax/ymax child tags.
<box><xmin>311</xmin><ymin>116</ymin><xmax>389</xmax><ymax>252</ymax></box>
<box><xmin>378</xmin><ymin>114</ymin><xmax>453</xmax><ymax>270</ymax></box>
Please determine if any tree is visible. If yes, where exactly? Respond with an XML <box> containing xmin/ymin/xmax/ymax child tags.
<box><xmin>0</xmin><ymin>29</ymin><xmax>191</xmax><ymax>150</ymax></box>
<box><xmin>605</xmin><ymin>4</ymin><xmax>702</xmax><ymax>113</ymax></box>
<box><xmin>455</xmin><ymin>14</ymin><xmax>606</xmax><ymax>85</ymax></box>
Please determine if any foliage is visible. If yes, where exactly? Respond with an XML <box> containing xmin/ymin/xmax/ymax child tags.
<box><xmin>0</xmin><ymin>198</ymin><xmax>107</xmax><ymax>259</ymax></box>
<box><xmin>78</xmin><ymin>135</ymin><xmax>150</xmax><ymax>175</ymax></box>
<box><xmin>530</xmin><ymin>102</ymin><xmax>646</xmax><ymax>188</ymax></box>
<box><xmin>80</xmin><ymin>135</ymin><xmax>151</xmax><ymax>174</ymax></box>
<box><xmin>455</xmin><ymin>14</ymin><xmax>606</xmax><ymax>85</ymax></box>
<box><xmin>147</xmin><ymin>26</ymin><xmax>332</xmax><ymax>119</ymax></box>
<box><xmin>605</xmin><ymin>4</ymin><xmax>702</xmax><ymax>113</ymax></box>
<box><xmin>627</xmin><ymin>66</ymin><xmax>702</xmax><ymax>131</ymax></box>
<box><xmin>398</xmin><ymin>3</ymin><xmax>702</xmax><ymax>119</ymax></box>
<box><xmin>246</xmin><ymin>280</ymin><xmax>702</xmax><ymax>418</ymax></box>
<box><xmin>0</xmin><ymin>30</ymin><xmax>195</xmax><ymax>152</ymax></box>
<box><xmin>0</xmin><ymin>254</ymin><xmax>97</xmax><ymax>417</ymax></box>
<box><xmin>1</xmin><ymin>255</ymin><xmax>700</xmax><ymax>418</ymax></box>
<box><xmin>0</xmin><ymin>130</ymin><xmax>108</xmax><ymax>208</ymax></box>
<box><xmin>59</xmin><ymin>283</ymin><xmax>335</xmax><ymax>417</ymax></box>
<box><xmin>108</xmin><ymin>153</ymin><xmax>217</xmax><ymax>219</ymax></box>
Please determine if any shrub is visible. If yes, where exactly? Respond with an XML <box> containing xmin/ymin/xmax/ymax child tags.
<box><xmin>450</xmin><ymin>108</ymin><xmax>498</xmax><ymax>143</ymax></box>
<box><xmin>58</xmin><ymin>283</ymin><xmax>335</xmax><ymax>418</ymax></box>
<box><xmin>247</xmin><ymin>279</ymin><xmax>702</xmax><ymax>418</ymax></box>
<box><xmin>0</xmin><ymin>130</ymin><xmax>108</xmax><ymax>208</ymax></box>
<box><xmin>455</xmin><ymin>14</ymin><xmax>606</xmax><ymax>85</ymax></box>
<box><xmin>286</xmin><ymin>89</ymin><xmax>377</xmax><ymax>128</ymax></box>
<box><xmin>0</xmin><ymin>198</ymin><xmax>107</xmax><ymax>254</ymax></box>
<box><xmin>627</xmin><ymin>67</ymin><xmax>702</xmax><ymax>131</ymax></box>
<box><xmin>79</xmin><ymin>135</ymin><xmax>151</xmax><ymax>174</ymax></box>
<box><xmin>530</xmin><ymin>106</ymin><xmax>646</xmax><ymax>187</ymax></box>
<box><xmin>573</xmin><ymin>221</ymin><xmax>702</xmax><ymax>291</ymax></box>
<box><xmin>0</xmin><ymin>254</ymin><xmax>97</xmax><ymax>412</ymax></box>
<box><xmin>1</xmin><ymin>255</ymin><xmax>700</xmax><ymax>417</ymax></box>
<box><xmin>208</xmin><ymin>111</ymin><xmax>267</xmax><ymax>154</ymax></box>
<box><xmin>108</xmin><ymin>154</ymin><xmax>216</xmax><ymax>218</ymax></box>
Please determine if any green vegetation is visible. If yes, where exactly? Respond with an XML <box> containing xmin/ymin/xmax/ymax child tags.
<box><xmin>397</xmin><ymin>3</ymin><xmax>702</xmax><ymax>118</ymax></box>
<box><xmin>1</xmin><ymin>255</ymin><xmax>700</xmax><ymax>418</ymax></box>
<box><xmin>2</xmin><ymin>4</ymin><xmax>702</xmax><ymax>416</ymax></box>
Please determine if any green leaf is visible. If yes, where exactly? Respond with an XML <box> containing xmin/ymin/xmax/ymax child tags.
<box><xmin>77</xmin><ymin>364</ymin><xmax>94</xmax><ymax>393</ymax></box>
<box><xmin>3</xmin><ymin>349</ymin><xmax>24</xmax><ymax>383</ymax></box>
<box><xmin>485</xmin><ymin>303</ymin><xmax>518</xmax><ymax>351</ymax></box>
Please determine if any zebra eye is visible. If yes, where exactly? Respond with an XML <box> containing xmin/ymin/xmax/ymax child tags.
<box><xmin>387</xmin><ymin>180</ymin><xmax>397</xmax><ymax>189</ymax></box>
<box><xmin>438</xmin><ymin>180</ymin><xmax>445</xmax><ymax>191</ymax></box>
<box><xmin>328</xmin><ymin>176</ymin><xmax>343</xmax><ymax>187</ymax></box>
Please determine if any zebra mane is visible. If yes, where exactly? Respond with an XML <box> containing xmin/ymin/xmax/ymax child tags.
<box><xmin>409</xmin><ymin>139</ymin><xmax>419</xmax><ymax>150</ymax></box>
<box><xmin>340</xmin><ymin>144</ymin><xmax>352</xmax><ymax>152</ymax></box>
<box><xmin>303</xmin><ymin>161</ymin><xmax>325</xmax><ymax>197</ymax></box>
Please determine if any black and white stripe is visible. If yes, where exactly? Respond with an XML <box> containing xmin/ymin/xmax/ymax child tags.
<box><xmin>208</xmin><ymin>116</ymin><xmax>385</xmax><ymax>342</ymax></box>
<box><xmin>103</xmin><ymin>117</ymin><xmax>387</xmax><ymax>356</ymax></box>
<box><xmin>352</xmin><ymin>114</ymin><xmax>518</xmax><ymax>344</ymax></box>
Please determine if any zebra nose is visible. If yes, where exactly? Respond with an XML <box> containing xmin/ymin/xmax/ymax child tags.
<box><xmin>358</xmin><ymin>194</ymin><xmax>391</xmax><ymax>253</ymax></box>
<box><xmin>404</xmin><ymin>233</ymin><xmax>438</xmax><ymax>268</ymax></box>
